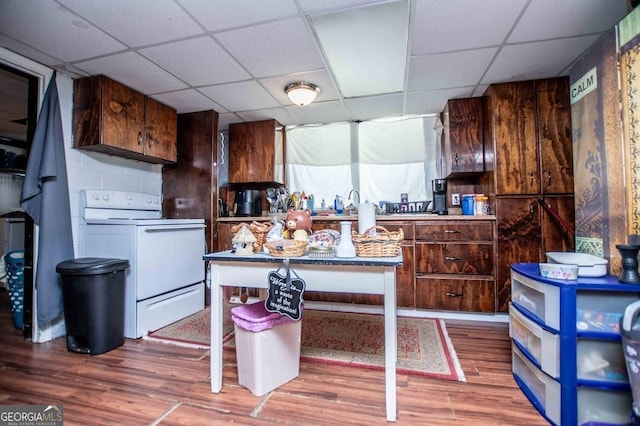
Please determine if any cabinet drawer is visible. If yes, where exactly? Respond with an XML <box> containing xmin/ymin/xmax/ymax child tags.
<box><xmin>415</xmin><ymin>221</ymin><xmax>493</xmax><ymax>241</ymax></box>
<box><xmin>416</xmin><ymin>276</ymin><xmax>495</xmax><ymax>312</ymax></box>
<box><xmin>511</xmin><ymin>271</ymin><xmax>560</xmax><ymax>330</ymax></box>
<box><xmin>509</xmin><ymin>303</ymin><xmax>560</xmax><ymax>378</ymax></box>
<box><xmin>415</xmin><ymin>242</ymin><xmax>493</xmax><ymax>275</ymax></box>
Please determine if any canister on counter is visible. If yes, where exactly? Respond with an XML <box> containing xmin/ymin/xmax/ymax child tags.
<box><xmin>474</xmin><ymin>194</ymin><xmax>488</xmax><ymax>215</ymax></box>
<box><xmin>461</xmin><ymin>194</ymin><xmax>475</xmax><ymax>215</ymax></box>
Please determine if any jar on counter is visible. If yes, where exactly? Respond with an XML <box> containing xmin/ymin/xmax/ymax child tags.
<box><xmin>475</xmin><ymin>195</ymin><xmax>489</xmax><ymax>215</ymax></box>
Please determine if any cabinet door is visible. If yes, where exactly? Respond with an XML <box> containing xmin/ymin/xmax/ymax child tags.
<box><xmin>496</xmin><ymin>197</ymin><xmax>542</xmax><ymax>312</ymax></box>
<box><xmin>442</xmin><ymin>98</ymin><xmax>484</xmax><ymax>176</ymax></box>
<box><xmin>541</xmin><ymin>196</ymin><xmax>575</xmax><ymax>253</ymax></box>
<box><xmin>537</xmin><ymin>78</ymin><xmax>573</xmax><ymax>195</ymax></box>
<box><xmin>228</xmin><ymin>119</ymin><xmax>283</xmax><ymax>183</ymax></box>
<box><xmin>487</xmin><ymin>82</ymin><xmax>539</xmax><ymax>195</ymax></box>
<box><xmin>145</xmin><ymin>97</ymin><xmax>177</xmax><ymax>162</ymax></box>
<box><xmin>101</xmin><ymin>77</ymin><xmax>145</xmax><ymax>155</ymax></box>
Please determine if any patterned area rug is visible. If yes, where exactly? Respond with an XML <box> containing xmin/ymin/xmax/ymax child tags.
<box><xmin>146</xmin><ymin>305</ymin><xmax>465</xmax><ymax>382</ymax></box>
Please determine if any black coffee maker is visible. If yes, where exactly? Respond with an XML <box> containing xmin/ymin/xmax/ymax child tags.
<box><xmin>234</xmin><ymin>189</ymin><xmax>262</xmax><ymax>216</ymax></box>
<box><xmin>432</xmin><ymin>179</ymin><xmax>448</xmax><ymax>215</ymax></box>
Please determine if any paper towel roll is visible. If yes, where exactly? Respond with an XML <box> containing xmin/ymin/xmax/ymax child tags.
<box><xmin>358</xmin><ymin>202</ymin><xmax>376</xmax><ymax>234</ymax></box>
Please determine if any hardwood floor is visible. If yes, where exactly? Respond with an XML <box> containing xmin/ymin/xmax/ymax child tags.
<box><xmin>0</xmin><ymin>288</ymin><xmax>546</xmax><ymax>425</ymax></box>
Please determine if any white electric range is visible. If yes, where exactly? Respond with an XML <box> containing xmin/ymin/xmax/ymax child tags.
<box><xmin>78</xmin><ymin>189</ymin><xmax>205</xmax><ymax>338</ymax></box>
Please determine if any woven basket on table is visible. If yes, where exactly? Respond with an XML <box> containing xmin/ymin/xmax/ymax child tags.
<box><xmin>264</xmin><ymin>240</ymin><xmax>308</xmax><ymax>257</ymax></box>
<box><xmin>351</xmin><ymin>226</ymin><xmax>403</xmax><ymax>257</ymax></box>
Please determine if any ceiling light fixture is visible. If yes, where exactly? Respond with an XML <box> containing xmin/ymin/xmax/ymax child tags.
<box><xmin>285</xmin><ymin>82</ymin><xmax>319</xmax><ymax>106</ymax></box>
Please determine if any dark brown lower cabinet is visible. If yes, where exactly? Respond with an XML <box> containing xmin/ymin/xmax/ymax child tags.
<box><xmin>495</xmin><ymin>196</ymin><xmax>574</xmax><ymax>312</ymax></box>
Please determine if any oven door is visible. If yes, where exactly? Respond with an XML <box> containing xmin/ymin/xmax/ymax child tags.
<box><xmin>135</xmin><ymin>223</ymin><xmax>205</xmax><ymax>300</ymax></box>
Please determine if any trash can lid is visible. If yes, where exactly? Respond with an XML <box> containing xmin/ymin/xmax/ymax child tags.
<box><xmin>56</xmin><ymin>257</ymin><xmax>129</xmax><ymax>275</ymax></box>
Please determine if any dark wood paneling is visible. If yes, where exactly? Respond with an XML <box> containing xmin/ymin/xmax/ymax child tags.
<box><xmin>163</xmin><ymin>110</ymin><xmax>218</xmax><ymax>253</ymax></box>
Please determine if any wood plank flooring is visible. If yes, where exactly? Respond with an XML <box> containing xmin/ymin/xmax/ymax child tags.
<box><xmin>0</xmin><ymin>289</ymin><xmax>547</xmax><ymax>425</ymax></box>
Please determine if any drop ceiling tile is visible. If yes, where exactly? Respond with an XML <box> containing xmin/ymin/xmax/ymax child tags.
<box><xmin>312</xmin><ymin>1</ymin><xmax>409</xmax><ymax>97</ymax></box>
<box><xmin>509</xmin><ymin>0</ymin><xmax>629</xmax><ymax>43</ymax></box>
<box><xmin>285</xmin><ymin>100</ymin><xmax>351</xmax><ymax>125</ymax></box>
<box><xmin>0</xmin><ymin>0</ymin><xmax>126</xmax><ymax>62</ymax></box>
<box><xmin>405</xmin><ymin>88</ymin><xmax>475</xmax><ymax>116</ymax></box>
<box><xmin>215</xmin><ymin>17</ymin><xmax>325</xmax><ymax>78</ymax></box>
<box><xmin>482</xmin><ymin>35</ymin><xmax>600</xmax><ymax>83</ymax></box>
<box><xmin>237</xmin><ymin>107</ymin><xmax>297</xmax><ymax>125</ymax></box>
<box><xmin>297</xmin><ymin>0</ymin><xmax>383</xmax><ymax>13</ymax></box>
<box><xmin>74</xmin><ymin>51</ymin><xmax>188</xmax><ymax>94</ymax></box>
<box><xmin>140</xmin><ymin>36</ymin><xmax>250</xmax><ymax>86</ymax></box>
<box><xmin>472</xmin><ymin>85</ymin><xmax>489</xmax><ymax>97</ymax></box>
<box><xmin>198</xmin><ymin>80</ymin><xmax>280</xmax><ymax>111</ymax></box>
<box><xmin>59</xmin><ymin>0</ymin><xmax>204</xmax><ymax>47</ymax></box>
<box><xmin>260</xmin><ymin>70</ymin><xmax>339</xmax><ymax>105</ymax></box>
<box><xmin>408</xmin><ymin>47</ymin><xmax>498</xmax><ymax>91</ymax></box>
<box><xmin>344</xmin><ymin>93</ymin><xmax>404</xmax><ymax>121</ymax></box>
<box><xmin>0</xmin><ymin>34</ymin><xmax>63</xmax><ymax>67</ymax></box>
<box><xmin>218</xmin><ymin>112</ymin><xmax>244</xmax><ymax>131</ymax></box>
<box><xmin>412</xmin><ymin>0</ymin><xmax>527</xmax><ymax>54</ymax></box>
<box><xmin>179</xmin><ymin>0</ymin><xmax>298</xmax><ymax>31</ymax></box>
<box><xmin>151</xmin><ymin>88</ymin><xmax>226</xmax><ymax>114</ymax></box>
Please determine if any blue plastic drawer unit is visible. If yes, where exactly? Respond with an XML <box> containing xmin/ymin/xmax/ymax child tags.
<box><xmin>510</xmin><ymin>263</ymin><xmax>640</xmax><ymax>426</ymax></box>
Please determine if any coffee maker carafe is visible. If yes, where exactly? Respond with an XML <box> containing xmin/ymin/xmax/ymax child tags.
<box><xmin>432</xmin><ymin>179</ymin><xmax>448</xmax><ymax>215</ymax></box>
<box><xmin>234</xmin><ymin>189</ymin><xmax>262</xmax><ymax>217</ymax></box>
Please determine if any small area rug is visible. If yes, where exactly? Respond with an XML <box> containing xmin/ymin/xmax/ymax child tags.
<box><xmin>146</xmin><ymin>305</ymin><xmax>465</xmax><ymax>382</ymax></box>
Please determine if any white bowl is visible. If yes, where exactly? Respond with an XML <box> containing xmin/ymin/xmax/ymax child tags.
<box><xmin>539</xmin><ymin>263</ymin><xmax>579</xmax><ymax>280</ymax></box>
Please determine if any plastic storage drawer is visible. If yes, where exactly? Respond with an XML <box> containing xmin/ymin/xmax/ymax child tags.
<box><xmin>509</xmin><ymin>303</ymin><xmax>560</xmax><ymax>378</ymax></box>
<box><xmin>512</xmin><ymin>344</ymin><xmax>561</xmax><ymax>424</ymax></box>
<box><xmin>513</xmin><ymin>344</ymin><xmax>632</xmax><ymax>426</ymax></box>
<box><xmin>511</xmin><ymin>271</ymin><xmax>560</xmax><ymax>330</ymax></box>
<box><xmin>576</xmin><ymin>339</ymin><xmax>628</xmax><ymax>384</ymax></box>
<box><xmin>576</xmin><ymin>290</ymin><xmax>638</xmax><ymax>334</ymax></box>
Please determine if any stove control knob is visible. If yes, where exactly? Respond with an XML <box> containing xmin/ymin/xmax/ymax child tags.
<box><xmin>91</xmin><ymin>192</ymin><xmax>99</xmax><ymax>201</ymax></box>
<box><xmin>126</xmin><ymin>193</ymin><xmax>132</xmax><ymax>201</ymax></box>
<box><xmin>102</xmin><ymin>193</ymin><xmax>109</xmax><ymax>201</ymax></box>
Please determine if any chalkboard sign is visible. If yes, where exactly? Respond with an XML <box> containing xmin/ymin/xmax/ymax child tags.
<box><xmin>265</xmin><ymin>267</ymin><xmax>305</xmax><ymax>321</ymax></box>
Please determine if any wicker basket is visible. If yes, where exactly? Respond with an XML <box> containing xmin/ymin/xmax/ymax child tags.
<box><xmin>265</xmin><ymin>240</ymin><xmax>308</xmax><ymax>257</ymax></box>
<box><xmin>351</xmin><ymin>226</ymin><xmax>403</xmax><ymax>257</ymax></box>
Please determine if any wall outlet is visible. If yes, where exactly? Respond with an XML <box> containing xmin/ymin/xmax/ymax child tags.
<box><xmin>452</xmin><ymin>193</ymin><xmax>460</xmax><ymax>206</ymax></box>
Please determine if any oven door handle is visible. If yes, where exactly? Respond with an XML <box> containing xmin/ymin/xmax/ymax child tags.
<box><xmin>144</xmin><ymin>224</ymin><xmax>206</xmax><ymax>232</ymax></box>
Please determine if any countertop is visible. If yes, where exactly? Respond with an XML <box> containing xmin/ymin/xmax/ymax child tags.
<box><xmin>217</xmin><ymin>213</ymin><xmax>496</xmax><ymax>222</ymax></box>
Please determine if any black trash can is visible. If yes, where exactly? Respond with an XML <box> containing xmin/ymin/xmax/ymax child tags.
<box><xmin>56</xmin><ymin>257</ymin><xmax>129</xmax><ymax>355</ymax></box>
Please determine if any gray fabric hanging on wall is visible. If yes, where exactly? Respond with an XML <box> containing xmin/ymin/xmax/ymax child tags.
<box><xmin>20</xmin><ymin>71</ymin><xmax>74</xmax><ymax>324</ymax></box>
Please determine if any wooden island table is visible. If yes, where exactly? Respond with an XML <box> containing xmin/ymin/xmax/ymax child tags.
<box><xmin>204</xmin><ymin>250</ymin><xmax>403</xmax><ymax>422</ymax></box>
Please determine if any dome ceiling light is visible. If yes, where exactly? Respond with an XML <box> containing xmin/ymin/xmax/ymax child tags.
<box><xmin>285</xmin><ymin>82</ymin><xmax>319</xmax><ymax>106</ymax></box>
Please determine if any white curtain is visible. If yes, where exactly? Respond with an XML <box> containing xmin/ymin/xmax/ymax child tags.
<box><xmin>286</xmin><ymin>116</ymin><xmax>440</xmax><ymax>207</ymax></box>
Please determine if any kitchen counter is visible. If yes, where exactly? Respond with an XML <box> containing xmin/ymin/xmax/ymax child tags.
<box><xmin>218</xmin><ymin>213</ymin><xmax>496</xmax><ymax>222</ymax></box>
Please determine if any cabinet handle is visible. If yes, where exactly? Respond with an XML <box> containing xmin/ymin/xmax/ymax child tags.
<box><xmin>137</xmin><ymin>132</ymin><xmax>142</xmax><ymax>145</ymax></box>
<box><xmin>529</xmin><ymin>170</ymin><xmax>534</xmax><ymax>187</ymax></box>
<box><xmin>530</xmin><ymin>202</ymin><xmax>535</xmax><ymax>220</ymax></box>
<box><xmin>148</xmin><ymin>135</ymin><xmax>154</xmax><ymax>148</ymax></box>
<box><xmin>446</xmin><ymin>292</ymin><xmax>463</xmax><ymax>297</ymax></box>
<box><xmin>444</xmin><ymin>229</ymin><xmax>461</xmax><ymax>234</ymax></box>
<box><xmin>454</xmin><ymin>152</ymin><xmax>459</xmax><ymax>165</ymax></box>
<box><xmin>545</xmin><ymin>169</ymin><xmax>552</xmax><ymax>187</ymax></box>
<box><xmin>445</xmin><ymin>256</ymin><xmax>462</xmax><ymax>261</ymax></box>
